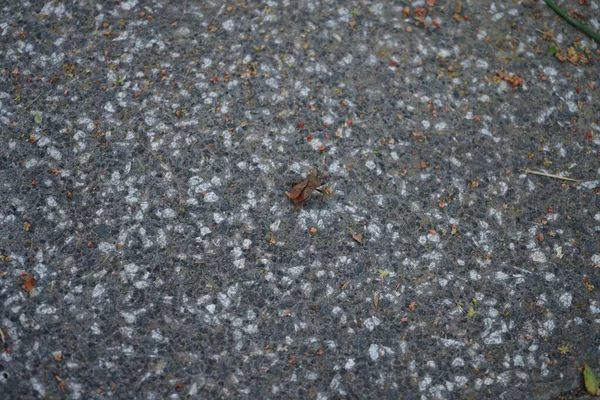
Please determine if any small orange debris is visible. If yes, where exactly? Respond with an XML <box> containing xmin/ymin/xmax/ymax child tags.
<box><xmin>21</xmin><ymin>273</ymin><xmax>36</xmax><ymax>292</ymax></box>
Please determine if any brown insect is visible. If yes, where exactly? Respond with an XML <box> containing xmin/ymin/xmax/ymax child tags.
<box><xmin>285</xmin><ymin>169</ymin><xmax>326</xmax><ymax>204</ymax></box>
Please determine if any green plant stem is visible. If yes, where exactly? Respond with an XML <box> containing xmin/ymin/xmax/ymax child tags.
<box><xmin>544</xmin><ymin>0</ymin><xmax>600</xmax><ymax>44</ymax></box>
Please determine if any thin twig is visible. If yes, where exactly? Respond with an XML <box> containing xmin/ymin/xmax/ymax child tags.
<box><xmin>24</xmin><ymin>91</ymin><xmax>44</xmax><ymax>111</ymax></box>
<box><xmin>24</xmin><ymin>76</ymin><xmax>78</xmax><ymax>111</ymax></box>
<box><xmin>79</xmin><ymin>252</ymin><xmax>114</xmax><ymax>281</ymax></box>
<box><xmin>535</xmin><ymin>28</ymin><xmax>564</xmax><ymax>53</ymax></box>
<box><xmin>544</xmin><ymin>0</ymin><xmax>600</xmax><ymax>44</ymax></box>
<box><xmin>524</xmin><ymin>168</ymin><xmax>580</xmax><ymax>182</ymax></box>
<box><xmin>135</xmin><ymin>135</ymin><xmax>185</xmax><ymax>209</ymax></box>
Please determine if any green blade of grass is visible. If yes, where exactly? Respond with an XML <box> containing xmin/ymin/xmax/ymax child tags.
<box><xmin>544</xmin><ymin>0</ymin><xmax>600</xmax><ymax>44</ymax></box>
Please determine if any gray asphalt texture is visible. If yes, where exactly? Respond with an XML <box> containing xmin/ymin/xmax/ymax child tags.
<box><xmin>1</xmin><ymin>1</ymin><xmax>600</xmax><ymax>399</ymax></box>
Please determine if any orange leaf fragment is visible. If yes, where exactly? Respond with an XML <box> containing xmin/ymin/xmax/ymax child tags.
<box><xmin>22</xmin><ymin>274</ymin><xmax>36</xmax><ymax>292</ymax></box>
<box><xmin>351</xmin><ymin>233</ymin><xmax>363</xmax><ymax>244</ymax></box>
<box><xmin>496</xmin><ymin>70</ymin><xmax>523</xmax><ymax>88</ymax></box>
<box><xmin>285</xmin><ymin>170</ymin><xmax>325</xmax><ymax>204</ymax></box>
<box><xmin>408</xmin><ymin>301</ymin><xmax>417</xmax><ymax>312</ymax></box>
<box><xmin>414</xmin><ymin>8</ymin><xmax>427</xmax><ymax>22</ymax></box>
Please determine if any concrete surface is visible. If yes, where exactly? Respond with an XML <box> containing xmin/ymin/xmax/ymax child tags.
<box><xmin>1</xmin><ymin>0</ymin><xmax>600</xmax><ymax>399</ymax></box>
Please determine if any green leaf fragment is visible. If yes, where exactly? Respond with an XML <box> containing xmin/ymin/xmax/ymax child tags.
<box><xmin>34</xmin><ymin>113</ymin><xmax>42</xmax><ymax>124</ymax></box>
<box><xmin>583</xmin><ymin>363</ymin><xmax>599</xmax><ymax>396</ymax></box>
<box><xmin>548</xmin><ymin>45</ymin><xmax>558</xmax><ymax>56</ymax></box>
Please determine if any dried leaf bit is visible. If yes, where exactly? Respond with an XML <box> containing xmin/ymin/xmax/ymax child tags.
<box><xmin>285</xmin><ymin>170</ymin><xmax>325</xmax><ymax>204</ymax></box>
<box><xmin>21</xmin><ymin>273</ymin><xmax>36</xmax><ymax>292</ymax></box>
<box><xmin>408</xmin><ymin>301</ymin><xmax>417</xmax><ymax>312</ymax></box>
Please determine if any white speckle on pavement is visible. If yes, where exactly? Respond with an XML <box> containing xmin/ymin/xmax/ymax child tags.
<box><xmin>36</xmin><ymin>304</ymin><xmax>56</xmax><ymax>314</ymax></box>
<box><xmin>530</xmin><ymin>251</ymin><xmax>546</xmax><ymax>263</ymax></box>
<box><xmin>369</xmin><ymin>344</ymin><xmax>379</xmax><ymax>361</ymax></box>
<box><xmin>344</xmin><ymin>359</ymin><xmax>355</xmax><ymax>370</ymax></box>
<box><xmin>363</xmin><ymin>316</ymin><xmax>381</xmax><ymax>331</ymax></box>
<box><xmin>419</xmin><ymin>375</ymin><xmax>432</xmax><ymax>391</ymax></box>
<box><xmin>204</xmin><ymin>192</ymin><xmax>219</xmax><ymax>202</ymax></box>
<box><xmin>222</xmin><ymin>19</ymin><xmax>235</xmax><ymax>31</ymax></box>
<box><xmin>558</xmin><ymin>293</ymin><xmax>572</xmax><ymax>308</ymax></box>
<box><xmin>92</xmin><ymin>284</ymin><xmax>105</xmax><ymax>298</ymax></box>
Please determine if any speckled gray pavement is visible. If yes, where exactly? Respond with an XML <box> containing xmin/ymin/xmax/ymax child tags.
<box><xmin>1</xmin><ymin>1</ymin><xmax>600</xmax><ymax>399</ymax></box>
